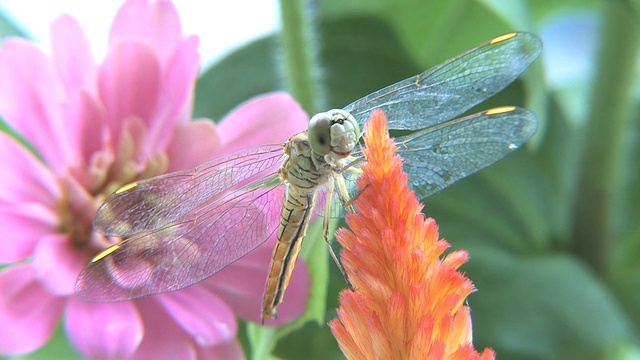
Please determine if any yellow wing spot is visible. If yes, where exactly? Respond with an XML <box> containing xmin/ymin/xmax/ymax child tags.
<box><xmin>490</xmin><ymin>32</ymin><xmax>517</xmax><ymax>45</ymax></box>
<box><xmin>92</xmin><ymin>245</ymin><xmax>120</xmax><ymax>263</ymax></box>
<box><xmin>115</xmin><ymin>182</ymin><xmax>138</xmax><ymax>194</ymax></box>
<box><xmin>486</xmin><ymin>106</ymin><xmax>516</xmax><ymax>115</ymax></box>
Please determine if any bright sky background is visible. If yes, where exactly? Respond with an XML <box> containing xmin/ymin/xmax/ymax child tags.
<box><xmin>0</xmin><ymin>1</ymin><xmax>280</xmax><ymax>69</ymax></box>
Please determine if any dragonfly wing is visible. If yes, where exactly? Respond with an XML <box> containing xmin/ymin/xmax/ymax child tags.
<box><xmin>398</xmin><ymin>106</ymin><xmax>538</xmax><ymax>199</ymax></box>
<box><xmin>94</xmin><ymin>145</ymin><xmax>283</xmax><ymax>237</ymax></box>
<box><xmin>76</xmin><ymin>177</ymin><xmax>284</xmax><ymax>301</ymax></box>
<box><xmin>343</xmin><ymin>32</ymin><xmax>542</xmax><ymax>131</ymax></box>
<box><xmin>314</xmin><ymin>156</ymin><xmax>363</xmax><ymax>219</ymax></box>
<box><xmin>315</xmin><ymin>108</ymin><xmax>537</xmax><ymax>216</ymax></box>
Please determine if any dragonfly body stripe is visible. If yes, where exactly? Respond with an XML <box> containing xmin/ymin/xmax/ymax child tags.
<box><xmin>263</xmin><ymin>192</ymin><xmax>315</xmax><ymax>320</ymax></box>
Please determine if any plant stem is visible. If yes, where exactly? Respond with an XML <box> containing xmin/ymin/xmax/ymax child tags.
<box><xmin>571</xmin><ymin>0</ymin><xmax>640</xmax><ymax>277</ymax></box>
<box><xmin>278</xmin><ymin>0</ymin><xmax>323</xmax><ymax>114</ymax></box>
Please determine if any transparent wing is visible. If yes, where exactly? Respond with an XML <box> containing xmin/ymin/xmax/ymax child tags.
<box><xmin>94</xmin><ymin>145</ymin><xmax>284</xmax><ymax>237</ymax></box>
<box><xmin>315</xmin><ymin>107</ymin><xmax>537</xmax><ymax>217</ymax></box>
<box><xmin>397</xmin><ymin>106</ymin><xmax>538</xmax><ymax>199</ymax></box>
<box><xmin>76</xmin><ymin>175</ymin><xmax>284</xmax><ymax>301</ymax></box>
<box><xmin>343</xmin><ymin>32</ymin><xmax>542</xmax><ymax>131</ymax></box>
<box><xmin>314</xmin><ymin>163</ymin><xmax>362</xmax><ymax>219</ymax></box>
<box><xmin>77</xmin><ymin>145</ymin><xmax>289</xmax><ymax>301</ymax></box>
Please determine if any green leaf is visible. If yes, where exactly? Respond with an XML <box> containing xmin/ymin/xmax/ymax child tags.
<box><xmin>320</xmin><ymin>0</ymin><xmax>530</xmax><ymax>66</ymax></box>
<box><xmin>272</xmin><ymin>321</ymin><xmax>344</xmax><ymax>360</ymax></box>
<box><xmin>616</xmin><ymin>107</ymin><xmax>640</xmax><ymax>275</ymax></box>
<box><xmin>614</xmin><ymin>104</ymin><xmax>640</xmax><ymax>245</ymax></box>
<box><xmin>529</xmin><ymin>98</ymin><xmax>583</xmax><ymax>244</ymax></box>
<box><xmin>193</xmin><ymin>15</ymin><xmax>420</xmax><ymax>122</ymax></box>
<box><xmin>466</xmin><ymin>246</ymin><xmax>633</xmax><ymax>359</ymax></box>
<box><xmin>612</xmin><ymin>227</ymin><xmax>640</xmax><ymax>330</ymax></box>
<box><xmin>530</xmin><ymin>0</ymin><xmax>599</xmax><ymax>23</ymax></box>
<box><xmin>477</xmin><ymin>0</ymin><xmax>532</xmax><ymax>28</ymax></box>
<box><xmin>318</xmin><ymin>16</ymin><xmax>420</xmax><ymax>108</ymax></box>
<box><xmin>5</xmin><ymin>324</ymin><xmax>83</xmax><ymax>360</ymax></box>
<box><xmin>193</xmin><ymin>35</ymin><xmax>281</xmax><ymax>121</ymax></box>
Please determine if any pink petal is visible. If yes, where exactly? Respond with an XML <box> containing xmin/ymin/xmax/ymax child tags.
<box><xmin>63</xmin><ymin>170</ymin><xmax>100</xmax><ymax>223</ymax></box>
<box><xmin>33</xmin><ymin>234</ymin><xmax>86</xmax><ymax>296</ymax></box>
<box><xmin>0</xmin><ymin>264</ymin><xmax>65</xmax><ymax>355</ymax></box>
<box><xmin>130</xmin><ymin>298</ymin><xmax>197</xmax><ymax>360</ymax></box>
<box><xmin>111</xmin><ymin>117</ymin><xmax>149</xmax><ymax>171</ymax></box>
<box><xmin>109</xmin><ymin>0</ymin><xmax>183</xmax><ymax>64</ymax></box>
<box><xmin>215</xmin><ymin>92</ymin><xmax>309</xmax><ymax>156</ymax></box>
<box><xmin>98</xmin><ymin>42</ymin><xmax>160</xmax><ymax>147</ymax></box>
<box><xmin>0</xmin><ymin>39</ymin><xmax>74</xmax><ymax>171</ymax></box>
<box><xmin>166</xmin><ymin>120</ymin><xmax>220</xmax><ymax>171</ymax></box>
<box><xmin>147</xmin><ymin>35</ymin><xmax>200</xmax><ymax>150</ymax></box>
<box><xmin>50</xmin><ymin>16</ymin><xmax>108</xmax><ymax>172</ymax></box>
<box><xmin>64</xmin><ymin>92</ymin><xmax>109</xmax><ymax>175</ymax></box>
<box><xmin>0</xmin><ymin>203</ymin><xmax>57</xmax><ymax>263</ymax></box>
<box><xmin>156</xmin><ymin>286</ymin><xmax>237</xmax><ymax>347</ymax></box>
<box><xmin>196</xmin><ymin>340</ymin><xmax>244</xmax><ymax>360</ymax></box>
<box><xmin>65</xmin><ymin>297</ymin><xmax>143</xmax><ymax>360</ymax></box>
<box><xmin>0</xmin><ymin>132</ymin><xmax>60</xmax><ymax>206</ymax></box>
<box><xmin>203</xmin><ymin>240</ymin><xmax>310</xmax><ymax>325</ymax></box>
<box><xmin>50</xmin><ymin>14</ymin><xmax>96</xmax><ymax>95</ymax></box>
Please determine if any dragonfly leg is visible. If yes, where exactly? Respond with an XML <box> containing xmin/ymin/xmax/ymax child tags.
<box><xmin>336</xmin><ymin>156</ymin><xmax>365</xmax><ymax>175</ymax></box>
<box><xmin>332</xmin><ymin>156</ymin><xmax>365</xmax><ymax>213</ymax></box>
<box><xmin>323</xmin><ymin>178</ymin><xmax>356</xmax><ymax>291</ymax></box>
<box><xmin>343</xmin><ymin>183</ymin><xmax>369</xmax><ymax>210</ymax></box>
<box><xmin>334</xmin><ymin>169</ymin><xmax>360</xmax><ymax>213</ymax></box>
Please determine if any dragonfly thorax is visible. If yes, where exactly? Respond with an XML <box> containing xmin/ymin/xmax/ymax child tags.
<box><xmin>279</xmin><ymin>132</ymin><xmax>333</xmax><ymax>195</ymax></box>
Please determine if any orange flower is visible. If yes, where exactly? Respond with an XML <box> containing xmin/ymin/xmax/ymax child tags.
<box><xmin>329</xmin><ymin>109</ymin><xmax>495</xmax><ymax>360</ymax></box>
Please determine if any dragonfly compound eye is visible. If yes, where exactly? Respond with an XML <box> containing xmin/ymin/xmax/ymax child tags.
<box><xmin>308</xmin><ymin>112</ymin><xmax>333</xmax><ymax>155</ymax></box>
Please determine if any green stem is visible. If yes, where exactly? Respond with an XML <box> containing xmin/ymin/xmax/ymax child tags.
<box><xmin>278</xmin><ymin>0</ymin><xmax>323</xmax><ymax>114</ymax></box>
<box><xmin>247</xmin><ymin>324</ymin><xmax>276</xmax><ymax>360</ymax></box>
<box><xmin>570</xmin><ymin>0</ymin><xmax>640</xmax><ymax>277</ymax></box>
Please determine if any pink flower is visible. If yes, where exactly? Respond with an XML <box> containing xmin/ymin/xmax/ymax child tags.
<box><xmin>0</xmin><ymin>0</ymin><xmax>310</xmax><ymax>358</ymax></box>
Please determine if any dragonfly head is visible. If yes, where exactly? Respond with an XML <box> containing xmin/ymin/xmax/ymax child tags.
<box><xmin>308</xmin><ymin>109</ymin><xmax>360</xmax><ymax>161</ymax></box>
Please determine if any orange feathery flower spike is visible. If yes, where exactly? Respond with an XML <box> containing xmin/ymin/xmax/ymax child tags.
<box><xmin>329</xmin><ymin>109</ymin><xmax>495</xmax><ymax>360</ymax></box>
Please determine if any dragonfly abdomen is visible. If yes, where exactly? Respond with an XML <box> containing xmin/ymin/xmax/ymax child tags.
<box><xmin>262</xmin><ymin>189</ymin><xmax>316</xmax><ymax>321</ymax></box>
<box><xmin>261</xmin><ymin>132</ymin><xmax>333</xmax><ymax>321</ymax></box>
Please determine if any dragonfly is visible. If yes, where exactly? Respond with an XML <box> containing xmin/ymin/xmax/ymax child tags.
<box><xmin>75</xmin><ymin>32</ymin><xmax>542</xmax><ymax>322</ymax></box>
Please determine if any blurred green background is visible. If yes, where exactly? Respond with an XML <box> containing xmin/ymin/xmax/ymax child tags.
<box><xmin>2</xmin><ymin>0</ymin><xmax>640</xmax><ymax>359</ymax></box>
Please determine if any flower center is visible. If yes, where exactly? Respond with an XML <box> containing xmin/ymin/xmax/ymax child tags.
<box><xmin>56</xmin><ymin>182</ymin><xmax>103</xmax><ymax>253</ymax></box>
<box><xmin>57</xmin><ymin>148</ymin><xmax>169</xmax><ymax>259</ymax></box>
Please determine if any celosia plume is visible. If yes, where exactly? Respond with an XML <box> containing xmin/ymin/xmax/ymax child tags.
<box><xmin>329</xmin><ymin>109</ymin><xmax>495</xmax><ymax>360</ymax></box>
